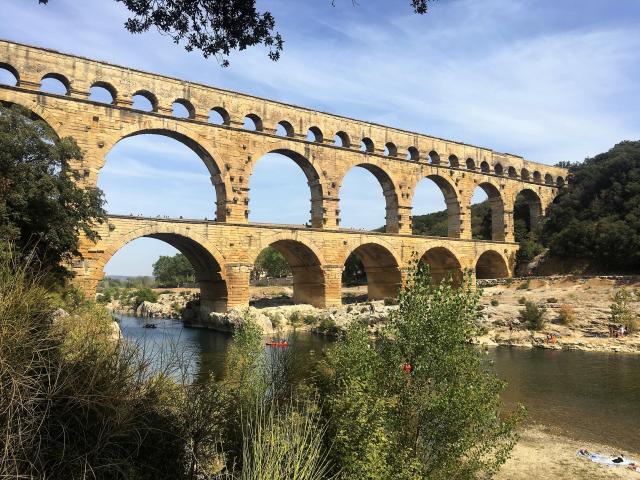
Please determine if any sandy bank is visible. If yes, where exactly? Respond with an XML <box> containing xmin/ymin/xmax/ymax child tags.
<box><xmin>499</xmin><ymin>425</ymin><xmax>640</xmax><ymax>480</ymax></box>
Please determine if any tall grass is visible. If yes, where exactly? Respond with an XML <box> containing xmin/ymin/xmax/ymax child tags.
<box><xmin>0</xmin><ymin>248</ymin><xmax>335</xmax><ymax>479</ymax></box>
<box><xmin>238</xmin><ymin>402</ymin><xmax>336</xmax><ymax>480</ymax></box>
<box><xmin>0</xmin><ymin>248</ymin><xmax>189</xmax><ymax>479</ymax></box>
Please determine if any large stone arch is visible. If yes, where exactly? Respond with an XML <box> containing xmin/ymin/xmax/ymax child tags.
<box><xmin>100</xmin><ymin>119</ymin><xmax>229</xmax><ymax>221</ymax></box>
<box><xmin>249</xmin><ymin>234</ymin><xmax>326</xmax><ymax>307</ymax></box>
<box><xmin>338</xmin><ymin>162</ymin><xmax>400</xmax><ymax>233</ymax></box>
<box><xmin>474</xmin><ymin>181</ymin><xmax>506</xmax><ymax>242</ymax></box>
<box><xmin>410</xmin><ymin>173</ymin><xmax>462</xmax><ymax>238</ymax></box>
<box><xmin>420</xmin><ymin>246</ymin><xmax>463</xmax><ymax>286</ymax></box>
<box><xmin>342</xmin><ymin>241</ymin><xmax>402</xmax><ymax>300</ymax></box>
<box><xmin>94</xmin><ymin>223</ymin><xmax>228</xmax><ymax>313</ymax></box>
<box><xmin>475</xmin><ymin>250</ymin><xmax>509</xmax><ymax>279</ymax></box>
<box><xmin>514</xmin><ymin>187</ymin><xmax>543</xmax><ymax>232</ymax></box>
<box><xmin>247</xmin><ymin>148</ymin><xmax>325</xmax><ymax>228</ymax></box>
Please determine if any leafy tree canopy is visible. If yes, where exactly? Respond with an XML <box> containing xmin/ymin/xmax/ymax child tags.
<box><xmin>152</xmin><ymin>253</ymin><xmax>195</xmax><ymax>287</ymax></box>
<box><xmin>0</xmin><ymin>104</ymin><xmax>106</xmax><ymax>282</ymax></box>
<box><xmin>38</xmin><ymin>0</ymin><xmax>434</xmax><ymax>66</ymax></box>
<box><xmin>541</xmin><ymin>141</ymin><xmax>640</xmax><ymax>273</ymax></box>
<box><xmin>252</xmin><ymin>246</ymin><xmax>290</xmax><ymax>279</ymax></box>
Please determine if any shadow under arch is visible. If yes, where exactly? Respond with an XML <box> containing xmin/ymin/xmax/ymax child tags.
<box><xmin>252</xmin><ymin>238</ymin><xmax>326</xmax><ymax>307</ymax></box>
<box><xmin>343</xmin><ymin>242</ymin><xmax>402</xmax><ymax>301</ymax></box>
<box><xmin>420</xmin><ymin>246</ymin><xmax>463</xmax><ymax>286</ymax></box>
<box><xmin>340</xmin><ymin>163</ymin><xmax>400</xmax><ymax>233</ymax></box>
<box><xmin>412</xmin><ymin>174</ymin><xmax>462</xmax><ymax>238</ymax></box>
<box><xmin>251</xmin><ymin>148</ymin><xmax>325</xmax><ymax>228</ymax></box>
<box><xmin>474</xmin><ymin>182</ymin><xmax>505</xmax><ymax>242</ymax></box>
<box><xmin>475</xmin><ymin>250</ymin><xmax>509</xmax><ymax>279</ymax></box>
<box><xmin>97</xmin><ymin>226</ymin><xmax>228</xmax><ymax>313</ymax></box>
<box><xmin>105</xmin><ymin>126</ymin><xmax>228</xmax><ymax>221</ymax></box>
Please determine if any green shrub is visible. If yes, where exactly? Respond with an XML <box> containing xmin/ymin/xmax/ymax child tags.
<box><xmin>517</xmin><ymin>279</ymin><xmax>531</xmax><ymax>290</ymax></box>
<box><xmin>383</xmin><ymin>296</ymin><xmax>398</xmax><ymax>306</ymax></box>
<box><xmin>546</xmin><ymin>297</ymin><xmax>558</xmax><ymax>304</ymax></box>
<box><xmin>315</xmin><ymin>264</ymin><xmax>522</xmax><ymax>479</ymax></box>
<box><xmin>303</xmin><ymin>314</ymin><xmax>319</xmax><ymax>326</ymax></box>
<box><xmin>490</xmin><ymin>298</ymin><xmax>499</xmax><ymax>306</ymax></box>
<box><xmin>131</xmin><ymin>287</ymin><xmax>159</xmax><ymax>309</ymax></box>
<box><xmin>318</xmin><ymin>317</ymin><xmax>338</xmax><ymax>335</ymax></box>
<box><xmin>611</xmin><ymin>288</ymin><xmax>638</xmax><ymax>333</ymax></box>
<box><xmin>520</xmin><ymin>301</ymin><xmax>546</xmax><ymax>330</ymax></box>
<box><xmin>289</xmin><ymin>311</ymin><xmax>303</xmax><ymax>327</ymax></box>
<box><xmin>518</xmin><ymin>296</ymin><xmax>527</xmax><ymax>305</ymax></box>
<box><xmin>171</xmin><ymin>301</ymin><xmax>183</xmax><ymax>316</ymax></box>
<box><xmin>557</xmin><ymin>304</ymin><xmax>576</xmax><ymax>325</ymax></box>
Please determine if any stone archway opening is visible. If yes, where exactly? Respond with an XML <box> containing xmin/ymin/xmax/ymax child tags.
<box><xmin>0</xmin><ymin>63</ymin><xmax>19</xmax><ymax>86</ymax></box>
<box><xmin>101</xmin><ymin>235</ymin><xmax>228</xmax><ymax>317</ymax></box>
<box><xmin>420</xmin><ymin>247</ymin><xmax>463</xmax><ymax>286</ymax></box>
<box><xmin>412</xmin><ymin>175</ymin><xmax>461</xmax><ymax>238</ymax></box>
<box><xmin>514</xmin><ymin>189</ymin><xmax>543</xmax><ymax>241</ymax></box>
<box><xmin>342</xmin><ymin>243</ymin><xmax>401</xmax><ymax>301</ymax></box>
<box><xmin>475</xmin><ymin>250</ymin><xmax>509</xmax><ymax>279</ymax></box>
<box><xmin>471</xmin><ymin>183</ymin><xmax>505</xmax><ymax>241</ymax></box>
<box><xmin>248</xmin><ymin>149</ymin><xmax>323</xmax><ymax>228</ymax></box>
<box><xmin>339</xmin><ymin>164</ymin><xmax>399</xmax><ymax>233</ymax></box>
<box><xmin>98</xmin><ymin>132</ymin><xmax>224</xmax><ymax>220</ymax></box>
<box><xmin>252</xmin><ymin>240</ymin><xmax>325</xmax><ymax>308</ymax></box>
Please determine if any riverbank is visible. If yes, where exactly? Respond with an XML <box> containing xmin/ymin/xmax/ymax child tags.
<box><xmin>105</xmin><ymin>276</ymin><xmax>640</xmax><ymax>354</ymax></box>
<box><xmin>499</xmin><ymin>425</ymin><xmax>640</xmax><ymax>480</ymax></box>
<box><xmin>475</xmin><ymin>276</ymin><xmax>640</xmax><ymax>354</ymax></box>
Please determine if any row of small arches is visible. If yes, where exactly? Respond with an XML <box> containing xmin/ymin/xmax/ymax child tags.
<box><xmin>0</xmin><ymin>64</ymin><xmax>565</xmax><ymax>187</ymax></box>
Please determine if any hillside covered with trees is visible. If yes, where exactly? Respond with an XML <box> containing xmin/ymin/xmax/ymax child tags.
<box><xmin>541</xmin><ymin>141</ymin><xmax>640</xmax><ymax>273</ymax></box>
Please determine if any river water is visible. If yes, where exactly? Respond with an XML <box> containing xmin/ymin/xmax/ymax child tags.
<box><xmin>118</xmin><ymin>315</ymin><xmax>640</xmax><ymax>452</ymax></box>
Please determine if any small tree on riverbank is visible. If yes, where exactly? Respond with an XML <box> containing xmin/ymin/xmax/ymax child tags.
<box><xmin>316</xmin><ymin>264</ymin><xmax>523</xmax><ymax>479</ymax></box>
<box><xmin>610</xmin><ymin>288</ymin><xmax>638</xmax><ymax>333</ymax></box>
<box><xmin>521</xmin><ymin>301</ymin><xmax>546</xmax><ymax>331</ymax></box>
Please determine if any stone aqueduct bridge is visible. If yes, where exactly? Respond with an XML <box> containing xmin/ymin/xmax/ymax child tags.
<box><xmin>0</xmin><ymin>40</ymin><xmax>567</xmax><ymax>312</ymax></box>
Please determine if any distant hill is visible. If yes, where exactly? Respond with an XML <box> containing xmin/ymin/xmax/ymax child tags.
<box><xmin>541</xmin><ymin>140</ymin><xmax>640</xmax><ymax>274</ymax></box>
<box><xmin>375</xmin><ymin>201</ymin><xmax>493</xmax><ymax>238</ymax></box>
<box><xmin>412</xmin><ymin>201</ymin><xmax>492</xmax><ymax>239</ymax></box>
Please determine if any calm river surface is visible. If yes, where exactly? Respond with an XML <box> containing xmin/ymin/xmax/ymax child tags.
<box><xmin>118</xmin><ymin>315</ymin><xmax>640</xmax><ymax>452</ymax></box>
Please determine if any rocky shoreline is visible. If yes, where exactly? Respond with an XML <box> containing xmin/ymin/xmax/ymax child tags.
<box><xmin>105</xmin><ymin>276</ymin><xmax>640</xmax><ymax>354</ymax></box>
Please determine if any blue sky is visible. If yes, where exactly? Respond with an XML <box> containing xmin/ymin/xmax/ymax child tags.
<box><xmin>1</xmin><ymin>0</ymin><xmax>639</xmax><ymax>276</ymax></box>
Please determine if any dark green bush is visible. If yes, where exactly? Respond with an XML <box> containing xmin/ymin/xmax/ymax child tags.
<box><xmin>520</xmin><ymin>301</ymin><xmax>546</xmax><ymax>330</ymax></box>
<box><xmin>383</xmin><ymin>296</ymin><xmax>398</xmax><ymax>306</ymax></box>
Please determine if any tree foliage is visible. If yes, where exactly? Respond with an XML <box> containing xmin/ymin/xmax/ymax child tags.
<box><xmin>541</xmin><ymin>141</ymin><xmax>640</xmax><ymax>272</ymax></box>
<box><xmin>38</xmin><ymin>0</ymin><xmax>434</xmax><ymax>66</ymax></box>
<box><xmin>252</xmin><ymin>247</ymin><xmax>290</xmax><ymax>279</ymax></box>
<box><xmin>153</xmin><ymin>253</ymin><xmax>195</xmax><ymax>287</ymax></box>
<box><xmin>0</xmin><ymin>104</ymin><xmax>106</xmax><ymax>282</ymax></box>
<box><xmin>316</xmin><ymin>264</ymin><xmax>522</xmax><ymax>479</ymax></box>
